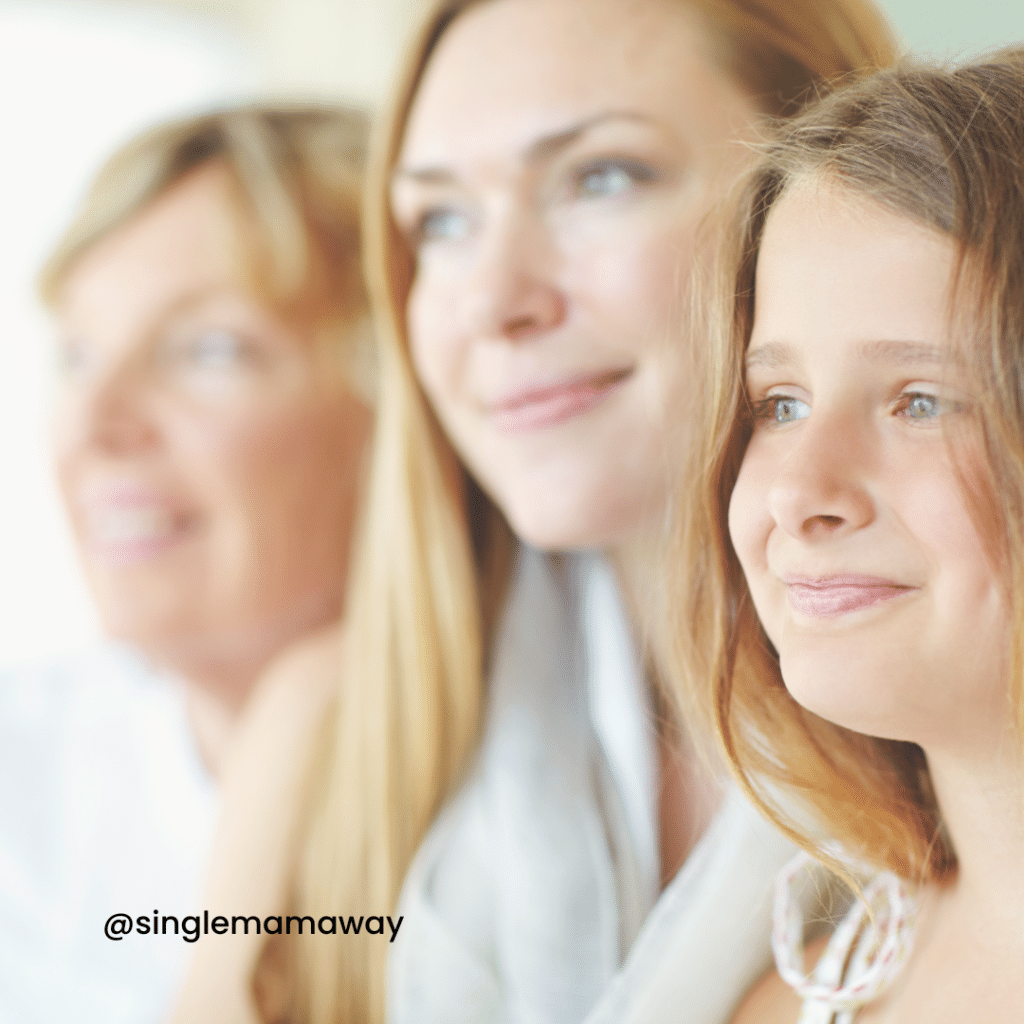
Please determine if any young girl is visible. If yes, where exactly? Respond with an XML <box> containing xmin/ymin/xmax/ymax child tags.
<box><xmin>675</xmin><ymin>49</ymin><xmax>1024</xmax><ymax>1023</ymax></box>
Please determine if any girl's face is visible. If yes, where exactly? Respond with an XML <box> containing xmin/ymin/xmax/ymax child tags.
<box><xmin>729</xmin><ymin>182</ymin><xmax>1008</xmax><ymax>755</ymax></box>
<box><xmin>54</xmin><ymin>163</ymin><xmax>371</xmax><ymax>684</ymax></box>
<box><xmin>393</xmin><ymin>0</ymin><xmax>757</xmax><ymax>551</ymax></box>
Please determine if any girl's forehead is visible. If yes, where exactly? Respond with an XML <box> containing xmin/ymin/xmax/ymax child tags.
<box><xmin>749</xmin><ymin>183</ymin><xmax>957</xmax><ymax>367</ymax></box>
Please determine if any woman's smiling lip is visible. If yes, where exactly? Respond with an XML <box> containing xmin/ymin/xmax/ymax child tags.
<box><xmin>783</xmin><ymin>574</ymin><xmax>916</xmax><ymax>619</ymax></box>
<box><xmin>489</xmin><ymin>366</ymin><xmax>633</xmax><ymax>433</ymax></box>
<box><xmin>79</xmin><ymin>484</ymin><xmax>198</xmax><ymax>565</ymax></box>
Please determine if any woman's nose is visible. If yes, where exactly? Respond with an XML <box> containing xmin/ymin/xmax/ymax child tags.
<box><xmin>767</xmin><ymin>411</ymin><xmax>875</xmax><ymax>540</ymax></box>
<box><xmin>60</xmin><ymin>356</ymin><xmax>159</xmax><ymax>457</ymax></box>
<box><xmin>460</xmin><ymin>207</ymin><xmax>566</xmax><ymax>341</ymax></box>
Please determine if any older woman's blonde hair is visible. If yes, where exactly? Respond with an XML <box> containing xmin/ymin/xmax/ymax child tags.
<box><xmin>288</xmin><ymin>2</ymin><xmax>898</xmax><ymax>1021</ymax></box>
<box><xmin>41</xmin><ymin>103</ymin><xmax>371</xmax><ymax>392</ymax></box>
<box><xmin>671</xmin><ymin>48</ymin><xmax>1024</xmax><ymax>889</ymax></box>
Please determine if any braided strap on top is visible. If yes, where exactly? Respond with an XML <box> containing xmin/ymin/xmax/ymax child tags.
<box><xmin>772</xmin><ymin>850</ymin><xmax>918</xmax><ymax>1015</ymax></box>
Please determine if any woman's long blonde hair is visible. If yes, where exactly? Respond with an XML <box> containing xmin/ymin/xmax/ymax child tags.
<box><xmin>671</xmin><ymin>48</ymin><xmax>1024</xmax><ymax>888</ymax></box>
<box><xmin>291</xmin><ymin>2</ymin><xmax>898</xmax><ymax>1021</ymax></box>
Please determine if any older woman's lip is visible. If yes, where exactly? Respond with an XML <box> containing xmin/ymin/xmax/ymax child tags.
<box><xmin>784</xmin><ymin>574</ymin><xmax>914</xmax><ymax>619</ymax></box>
<box><xmin>79</xmin><ymin>485</ymin><xmax>196</xmax><ymax>564</ymax></box>
<box><xmin>490</xmin><ymin>367</ymin><xmax>633</xmax><ymax>433</ymax></box>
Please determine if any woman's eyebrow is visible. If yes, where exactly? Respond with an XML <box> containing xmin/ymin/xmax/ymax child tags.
<box><xmin>393</xmin><ymin>110</ymin><xmax>660</xmax><ymax>184</ymax></box>
<box><xmin>524</xmin><ymin>110</ymin><xmax>660</xmax><ymax>162</ymax></box>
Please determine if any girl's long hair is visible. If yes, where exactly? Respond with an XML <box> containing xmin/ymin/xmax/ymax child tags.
<box><xmin>671</xmin><ymin>48</ymin><xmax>1024</xmax><ymax>888</ymax></box>
<box><xmin>290</xmin><ymin>2</ymin><xmax>898</xmax><ymax>1020</ymax></box>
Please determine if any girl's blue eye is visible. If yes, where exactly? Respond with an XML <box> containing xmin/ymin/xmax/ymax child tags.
<box><xmin>901</xmin><ymin>393</ymin><xmax>941</xmax><ymax>420</ymax></box>
<box><xmin>575</xmin><ymin>160</ymin><xmax>654</xmax><ymax>199</ymax></box>
<box><xmin>755</xmin><ymin>395</ymin><xmax>810</xmax><ymax>424</ymax></box>
<box><xmin>417</xmin><ymin>208</ymin><xmax>471</xmax><ymax>244</ymax></box>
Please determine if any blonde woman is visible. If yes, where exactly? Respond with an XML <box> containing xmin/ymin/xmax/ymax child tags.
<box><xmin>274</xmin><ymin>3</ymin><xmax>903</xmax><ymax>1023</ymax></box>
<box><xmin>0</xmin><ymin>105</ymin><xmax>371</xmax><ymax>1024</ymax></box>
<box><xmin>177</xmin><ymin>2</ymin><xmax>898</xmax><ymax>1022</ymax></box>
<box><xmin>671</xmin><ymin>49</ymin><xmax>1024</xmax><ymax>1023</ymax></box>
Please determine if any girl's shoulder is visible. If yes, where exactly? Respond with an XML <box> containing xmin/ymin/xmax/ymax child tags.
<box><xmin>730</xmin><ymin>935</ymin><xmax>829</xmax><ymax>1024</ymax></box>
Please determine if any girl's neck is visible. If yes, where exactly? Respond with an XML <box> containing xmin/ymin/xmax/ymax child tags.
<box><xmin>926</xmin><ymin>734</ymin><xmax>1024</xmax><ymax>931</ymax></box>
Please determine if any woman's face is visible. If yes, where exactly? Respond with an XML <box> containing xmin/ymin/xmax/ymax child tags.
<box><xmin>729</xmin><ymin>182</ymin><xmax>1008</xmax><ymax>755</ymax></box>
<box><xmin>393</xmin><ymin>0</ymin><xmax>758</xmax><ymax>551</ymax></box>
<box><xmin>54</xmin><ymin>162</ymin><xmax>371</xmax><ymax>686</ymax></box>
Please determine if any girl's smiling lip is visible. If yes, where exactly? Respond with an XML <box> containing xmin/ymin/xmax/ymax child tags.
<box><xmin>489</xmin><ymin>366</ymin><xmax>633</xmax><ymax>433</ymax></box>
<box><xmin>782</xmin><ymin>573</ymin><xmax>917</xmax><ymax>619</ymax></box>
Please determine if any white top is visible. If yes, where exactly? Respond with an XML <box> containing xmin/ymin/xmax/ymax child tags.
<box><xmin>773</xmin><ymin>851</ymin><xmax>919</xmax><ymax>1024</ymax></box>
<box><xmin>389</xmin><ymin>547</ymin><xmax>798</xmax><ymax>1024</ymax></box>
<box><xmin>0</xmin><ymin>643</ymin><xmax>218</xmax><ymax>1024</ymax></box>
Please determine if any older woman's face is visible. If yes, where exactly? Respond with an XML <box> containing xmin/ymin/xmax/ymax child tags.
<box><xmin>392</xmin><ymin>0</ymin><xmax>758</xmax><ymax>551</ymax></box>
<box><xmin>53</xmin><ymin>163</ymin><xmax>370</xmax><ymax>685</ymax></box>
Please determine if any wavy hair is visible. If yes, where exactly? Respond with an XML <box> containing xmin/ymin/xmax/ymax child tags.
<box><xmin>671</xmin><ymin>48</ymin><xmax>1024</xmax><ymax>887</ymax></box>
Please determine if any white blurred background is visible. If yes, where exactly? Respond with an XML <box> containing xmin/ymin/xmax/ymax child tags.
<box><xmin>0</xmin><ymin>0</ymin><xmax>1021</xmax><ymax>666</ymax></box>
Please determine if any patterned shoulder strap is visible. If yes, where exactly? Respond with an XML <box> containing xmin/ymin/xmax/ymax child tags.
<box><xmin>772</xmin><ymin>851</ymin><xmax>918</xmax><ymax>1024</ymax></box>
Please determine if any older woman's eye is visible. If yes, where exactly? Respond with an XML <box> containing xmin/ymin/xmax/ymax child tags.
<box><xmin>165</xmin><ymin>329</ymin><xmax>257</xmax><ymax>371</ymax></box>
<box><xmin>573</xmin><ymin>159</ymin><xmax>655</xmax><ymax>199</ymax></box>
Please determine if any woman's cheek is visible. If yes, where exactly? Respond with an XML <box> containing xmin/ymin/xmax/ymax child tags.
<box><xmin>407</xmin><ymin>283</ymin><xmax>455</xmax><ymax>405</ymax></box>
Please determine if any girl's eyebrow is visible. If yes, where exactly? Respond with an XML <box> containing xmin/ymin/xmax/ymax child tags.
<box><xmin>744</xmin><ymin>342</ymin><xmax>795</xmax><ymax>370</ymax></box>
<box><xmin>393</xmin><ymin>110</ymin><xmax>661</xmax><ymax>185</ymax></box>
<box><xmin>745</xmin><ymin>339</ymin><xmax>947</xmax><ymax>371</ymax></box>
<box><xmin>855</xmin><ymin>339</ymin><xmax>945</xmax><ymax>365</ymax></box>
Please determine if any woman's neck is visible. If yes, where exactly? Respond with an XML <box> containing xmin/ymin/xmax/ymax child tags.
<box><xmin>610</xmin><ymin>523</ymin><xmax>726</xmax><ymax>889</ymax></box>
<box><xmin>181</xmin><ymin>664</ymin><xmax>262</xmax><ymax>780</ymax></box>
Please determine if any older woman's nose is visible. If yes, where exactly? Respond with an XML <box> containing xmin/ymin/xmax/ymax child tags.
<box><xmin>63</xmin><ymin>358</ymin><xmax>159</xmax><ymax>456</ymax></box>
<box><xmin>767</xmin><ymin>412</ymin><xmax>875</xmax><ymax>540</ymax></box>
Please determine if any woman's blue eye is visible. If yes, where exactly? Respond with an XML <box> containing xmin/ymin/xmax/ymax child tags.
<box><xmin>417</xmin><ymin>208</ymin><xmax>471</xmax><ymax>244</ymax></box>
<box><xmin>168</xmin><ymin>330</ymin><xmax>253</xmax><ymax>370</ymax></box>
<box><xmin>575</xmin><ymin>160</ymin><xmax>654</xmax><ymax>199</ymax></box>
<box><xmin>56</xmin><ymin>339</ymin><xmax>92</xmax><ymax>377</ymax></box>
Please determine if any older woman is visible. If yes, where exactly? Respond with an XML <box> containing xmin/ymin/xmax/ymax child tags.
<box><xmin>0</xmin><ymin>104</ymin><xmax>371</xmax><ymax>1024</ymax></box>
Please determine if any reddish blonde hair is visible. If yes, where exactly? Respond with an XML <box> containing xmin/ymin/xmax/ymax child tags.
<box><xmin>672</xmin><ymin>48</ymin><xmax>1024</xmax><ymax>886</ymax></box>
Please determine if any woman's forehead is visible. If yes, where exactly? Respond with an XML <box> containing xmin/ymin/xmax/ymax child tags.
<box><xmin>398</xmin><ymin>0</ymin><xmax>740</xmax><ymax>168</ymax></box>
